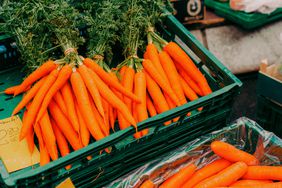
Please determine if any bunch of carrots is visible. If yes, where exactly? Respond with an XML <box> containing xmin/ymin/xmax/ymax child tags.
<box><xmin>140</xmin><ymin>141</ymin><xmax>282</xmax><ymax>188</ymax></box>
<box><xmin>3</xmin><ymin>39</ymin><xmax>212</xmax><ymax>166</ymax></box>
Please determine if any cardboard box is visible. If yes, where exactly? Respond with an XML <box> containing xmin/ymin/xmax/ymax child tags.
<box><xmin>257</xmin><ymin>61</ymin><xmax>282</xmax><ymax>104</ymax></box>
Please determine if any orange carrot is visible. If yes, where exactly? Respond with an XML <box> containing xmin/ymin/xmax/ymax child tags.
<box><xmin>71</xmin><ymin>70</ymin><xmax>105</xmax><ymax>141</ymax></box>
<box><xmin>34</xmin><ymin>123</ymin><xmax>44</xmax><ymax>148</ymax></box>
<box><xmin>14</xmin><ymin>60</ymin><xmax>57</xmax><ymax>96</ymax></box>
<box><xmin>108</xmin><ymin>104</ymin><xmax>115</xmax><ymax>131</ymax></box>
<box><xmin>221</xmin><ymin>182</ymin><xmax>282</xmax><ymax>188</ymax></box>
<box><xmin>146</xmin><ymin>95</ymin><xmax>157</xmax><ymax>117</ymax></box>
<box><xmin>194</xmin><ymin>162</ymin><xmax>248</xmax><ymax>188</ymax></box>
<box><xmin>40</xmin><ymin>144</ymin><xmax>50</xmax><ymax>166</ymax></box>
<box><xmin>242</xmin><ymin>166</ymin><xmax>282</xmax><ymax>180</ymax></box>
<box><xmin>182</xmin><ymin>159</ymin><xmax>231</xmax><ymax>188</ymax></box>
<box><xmin>119</xmin><ymin>66</ymin><xmax>127</xmax><ymax>81</ymax></box>
<box><xmin>211</xmin><ymin>141</ymin><xmax>259</xmax><ymax>165</ymax></box>
<box><xmin>88</xmin><ymin>68</ymin><xmax>137</xmax><ymax>128</ymax></box>
<box><xmin>164</xmin><ymin>42</ymin><xmax>211</xmax><ymax>95</ymax></box>
<box><xmin>4</xmin><ymin>85</ymin><xmax>20</xmax><ymax>95</ymax></box>
<box><xmin>24</xmin><ymin>110</ymin><xmax>34</xmax><ymax>154</ymax></box>
<box><xmin>19</xmin><ymin>69</ymin><xmax>59</xmax><ymax>140</ymax></box>
<box><xmin>175</xmin><ymin>63</ymin><xmax>203</xmax><ymax>96</ymax></box>
<box><xmin>230</xmin><ymin>180</ymin><xmax>273</xmax><ymax>186</ymax></box>
<box><xmin>121</xmin><ymin>66</ymin><xmax>135</xmax><ymax>128</ymax></box>
<box><xmin>160</xmin><ymin>164</ymin><xmax>196</xmax><ymax>188</ymax></box>
<box><xmin>164</xmin><ymin>93</ymin><xmax>179</xmax><ymax>122</ymax></box>
<box><xmin>50</xmin><ymin>118</ymin><xmax>71</xmax><ymax>169</ymax></box>
<box><xmin>146</xmin><ymin>44</ymin><xmax>170</xmax><ymax>85</ymax></box>
<box><xmin>48</xmin><ymin>100</ymin><xmax>82</xmax><ymax>150</ymax></box>
<box><xmin>142</xmin><ymin>59</ymin><xmax>180</xmax><ymax>106</ymax></box>
<box><xmin>78</xmin><ymin>64</ymin><xmax>104</xmax><ymax>118</ymax></box>
<box><xmin>134</xmin><ymin>71</ymin><xmax>148</xmax><ymax>136</ymax></box>
<box><xmin>159</xmin><ymin>51</ymin><xmax>186</xmax><ymax>105</ymax></box>
<box><xmin>140</xmin><ymin>180</ymin><xmax>155</xmax><ymax>188</ymax></box>
<box><xmin>12</xmin><ymin>77</ymin><xmax>46</xmax><ymax>115</ymax></box>
<box><xmin>90</xmin><ymin>97</ymin><xmax>108</xmax><ymax>136</ymax></box>
<box><xmin>53</xmin><ymin>91</ymin><xmax>67</xmax><ymax>116</ymax></box>
<box><xmin>76</xmin><ymin>101</ymin><xmax>90</xmax><ymax>147</ymax></box>
<box><xmin>102</xmin><ymin>99</ymin><xmax>110</xmax><ymax>135</ymax></box>
<box><xmin>39</xmin><ymin>111</ymin><xmax>58</xmax><ymax>160</ymax></box>
<box><xmin>83</xmin><ymin>58</ymin><xmax>140</xmax><ymax>103</ymax></box>
<box><xmin>145</xmin><ymin>71</ymin><xmax>171</xmax><ymax>125</ymax></box>
<box><xmin>179</xmin><ymin>76</ymin><xmax>198</xmax><ymax>101</ymax></box>
<box><xmin>36</xmin><ymin>64</ymin><xmax>72</xmax><ymax>122</ymax></box>
<box><xmin>61</xmin><ymin>82</ymin><xmax>79</xmax><ymax>132</ymax></box>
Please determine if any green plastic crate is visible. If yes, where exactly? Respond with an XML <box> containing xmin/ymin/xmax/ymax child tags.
<box><xmin>205</xmin><ymin>0</ymin><xmax>282</xmax><ymax>30</ymax></box>
<box><xmin>0</xmin><ymin>13</ymin><xmax>242</xmax><ymax>188</ymax></box>
<box><xmin>256</xmin><ymin>95</ymin><xmax>282</xmax><ymax>138</ymax></box>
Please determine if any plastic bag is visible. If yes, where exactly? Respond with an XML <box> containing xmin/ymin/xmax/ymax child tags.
<box><xmin>106</xmin><ymin>117</ymin><xmax>282</xmax><ymax>188</ymax></box>
<box><xmin>230</xmin><ymin>0</ymin><xmax>282</xmax><ymax>14</ymax></box>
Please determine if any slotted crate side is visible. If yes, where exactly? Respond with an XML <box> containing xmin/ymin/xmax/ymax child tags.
<box><xmin>256</xmin><ymin>95</ymin><xmax>282</xmax><ymax>138</ymax></box>
<box><xmin>0</xmin><ymin>13</ymin><xmax>241</xmax><ymax>188</ymax></box>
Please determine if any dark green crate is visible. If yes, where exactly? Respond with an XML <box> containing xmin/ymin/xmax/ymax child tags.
<box><xmin>256</xmin><ymin>95</ymin><xmax>282</xmax><ymax>138</ymax></box>
<box><xmin>0</xmin><ymin>13</ymin><xmax>242</xmax><ymax>188</ymax></box>
<box><xmin>205</xmin><ymin>0</ymin><xmax>282</xmax><ymax>30</ymax></box>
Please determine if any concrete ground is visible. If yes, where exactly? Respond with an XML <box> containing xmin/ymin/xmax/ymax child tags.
<box><xmin>188</xmin><ymin>19</ymin><xmax>282</xmax><ymax>122</ymax></box>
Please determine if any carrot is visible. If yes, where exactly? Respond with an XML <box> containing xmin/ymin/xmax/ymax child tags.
<box><xmin>220</xmin><ymin>182</ymin><xmax>282</xmax><ymax>188</ymax></box>
<box><xmin>78</xmin><ymin>64</ymin><xmax>104</xmax><ymax>118</ymax></box>
<box><xmin>182</xmin><ymin>159</ymin><xmax>232</xmax><ymax>188</ymax></box>
<box><xmin>175</xmin><ymin>63</ymin><xmax>203</xmax><ymax>96</ymax></box>
<box><xmin>61</xmin><ymin>82</ymin><xmax>79</xmax><ymax>132</ymax></box>
<box><xmin>3</xmin><ymin>85</ymin><xmax>20</xmax><ymax>95</ymax></box>
<box><xmin>134</xmin><ymin>71</ymin><xmax>148</xmax><ymax>136</ymax></box>
<box><xmin>142</xmin><ymin>59</ymin><xmax>180</xmax><ymax>106</ymax></box>
<box><xmin>24</xmin><ymin>110</ymin><xmax>34</xmax><ymax>154</ymax></box>
<box><xmin>36</xmin><ymin>64</ymin><xmax>72</xmax><ymax>123</ymax></box>
<box><xmin>76</xmin><ymin>102</ymin><xmax>90</xmax><ymax>147</ymax></box>
<box><xmin>90</xmin><ymin>97</ymin><xmax>108</xmax><ymax>137</ymax></box>
<box><xmin>145</xmin><ymin>71</ymin><xmax>171</xmax><ymax>125</ymax></box>
<box><xmin>53</xmin><ymin>91</ymin><xmax>68</xmax><ymax>116</ymax></box>
<box><xmin>160</xmin><ymin>164</ymin><xmax>196</xmax><ymax>188</ymax></box>
<box><xmin>194</xmin><ymin>162</ymin><xmax>248</xmax><ymax>188</ymax></box>
<box><xmin>88</xmin><ymin>68</ymin><xmax>137</xmax><ymax>128</ymax></box>
<box><xmin>34</xmin><ymin>123</ymin><xmax>44</xmax><ymax>148</ymax></box>
<box><xmin>119</xmin><ymin>66</ymin><xmax>127</xmax><ymax>81</ymax></box>
<box><xmin>70</xmin><ymin>70</ymin><xmax>105</xmax><ymax>140</ymax></box>
<box><xmin>108</xmin><ymin>104</ymin><xmax>115</xmax><ymax>131</ymax></box>
<box><xmin>19</xmin><ymin>69</ymin><xmax>59</xmax><ymax>140</ymax></box>
<box><xmin>48</xmin><ymin>100</ymin><xmax>82</xmax><ymax>150</ymax></box>
<box><xmin>14</xmin><ymin>60</ymin><xmax>57</xmax><ymax>96</ymax></box>
<box><xmin>12</xmin><ymin>77</ymin><xmax>46</xmax><ymax>115</ymax></box>
<box><xmin>132</xmin><ymin>101</ymin><xmax>142</xmax><ymax>138</ymax></box>
<box><xmin>146</xmin><ymin>95</ymin><xmax>157</xmax><ymax>117</ymax></box>
<box><xmin>230</xmin><ymin>180</ymin><xmax>273</xmax><ymax>186</ymax></box>
<box><xmin>39</xmin><ymin>111</ymin><xmax>58</xmax><ymax>160</ymax></box>
<box><xmin>242</xmin><ymin>166</ymin><xmax>282</xmax><ymax>180</ymax></box>
<box><xmin>121</xmin><ymin>66</ymin><xmax>135</xmax><ymax>128</ymax></box>
<box><xmin>146</xmin><ymin>44</ymin><xmax>170</xmax><ymax>85</ymax></box>
<box><xmin>144</xmin><ymin>51</ymin><xmax>149</xmax><ymax>59</ymax></box>
<box><xmin>211</xmin><ymin>141</ymin><xmax>259</xmax><ymax>165</ymax></box>
<box><xmin>140</xmin><ymin>180</ymin><xmax>155</xmax><ymax>188</ymax></box>
<box><xmin>102</xmin><ymin>99</ymin><xmax>110</xmax><ymax>133</ymax></box>
<box><xmin>163</xmin><ymin>42</ymin><xmax>212</xmax><ymax>96</ymax></box>
<box><xmin>50</xmin><ymin>118</ymin><xmax>71</xmax><ymax>169</ymax></box>
<box><xmin>179</xmin><ymin>76</ymin><xmax>198</xmax><ymax>101</ymax></box>
<box><xmin>159</xmin><ymin>51</ymin><xmax>186</xmax><ymax>105</ymax></box>
<box><xmin>83</xmin><ymin>58</ymin><xmax>141</xmax><ymax>103</ymax></box>
<box><xmin>40</xmin><ymin>144</ymin><xmax>50</xmax><ymax>166</ymax></box>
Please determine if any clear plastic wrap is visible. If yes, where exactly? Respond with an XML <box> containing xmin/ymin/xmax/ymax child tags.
<box><xmin>106</xmin><ymin>117</ymin><xmax>282</xmax><ymax>188</ymax></box>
